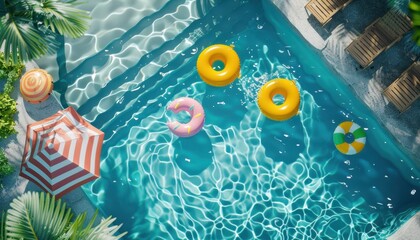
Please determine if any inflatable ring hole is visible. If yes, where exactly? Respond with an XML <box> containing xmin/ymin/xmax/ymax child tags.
<box><xmin>272</xmin><ymin>94</ymin><xmax>285</xmax><ymax>105</ymax></box>
<box><xmin>168</xmin><ymin>110</ymin><xmax>191</xmax><ymax>124</ymax></box>
<box><xmin>212</xmin><ymin>60</ymin><xmax>225</xmax><ymax>71</ymax></box>
<box><xmin>345</xmin><ymin>133</ymin><xmax>355</xmax><ymax>143</ymax></box>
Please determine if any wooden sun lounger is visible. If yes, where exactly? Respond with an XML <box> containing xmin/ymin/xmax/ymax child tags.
<box><xmin>346</xmin><ymin>10</ymin><xmax>412</xmax><ymax>68</ymax></box>
<box><xmin>383</xmin><ymin>62</ymin><xmax>420</xmax><ymax>112</ymax></box>
<box><xmin>305</xmin><ymin>0</ymin><xmax>353</xmax><ymax>25</ymax></box>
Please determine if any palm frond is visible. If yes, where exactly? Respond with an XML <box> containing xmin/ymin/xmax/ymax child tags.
<box><xmin>30</xmin><ymin>0</ymin><xmax>90</xmax><ymax>38</ymax></box>
<box><xmin>80</xmin><ymin>216</ymin><xmax>127</xmax><ymax>240</ymax></box>
<box><xmin>63</xmin><ymin>210</ymin><xmax>127</xmax><ymax>240</ymax></box>
<box><xmin>0</xmin><ymin>15</ymin><xmax>50</xmax><ymax>63</ymax></box>
<box><xmin>5</xmin><ymin>192</ymin><xmax>73</xmax><ymax>240</ymax></box>
<box><xmin>0</xmin><ymin>0</ymin><xmax>6</xmax><ymax>17</ymax></box>
<box><xmin>0</xmin><ymin>211</ymin><xmax>6</xmax><ymax>239</ymax></box>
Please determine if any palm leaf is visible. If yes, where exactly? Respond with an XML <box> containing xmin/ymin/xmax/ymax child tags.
<box><xmin>62</xmin><ymin>210</ymin><xmax>127</xmax><ymax>240</ymax></box>
<box><xmin>29</xmin><ymin>0</ymin><xmax>90</xmax><ymax>38</ymax></box>
<box><xmin>80</xmin><ymin>216</ymin><xmax>127</xmax><ymax>240</ymax></box>
<box><xmin>0</xmin><ymin>15</ymin><xmax>50</xmax><ymax>63</ymax></box>
<box><xmin>0</xmin><ymin>0</ymin><xmax>6</xmax><ymax>18</ymax></box>
<box><xmin>0</xmin><ymin>211</ymin><xmax>6</xmax><ymax>239</ymax></box>
<box><xmin>5</xmin><ymin>192</ymin><xmax>73</xmax><ymax>240</ymax></box>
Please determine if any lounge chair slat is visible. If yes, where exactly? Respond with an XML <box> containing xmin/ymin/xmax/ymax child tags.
<box><xmin>386</xmin><ymin>89</ymin><xmax>408</xmax><ymax>109</ymax></box>
<box><xmin>347</xmin><ymin>9</ymin><xmax>412</xmax><ymax>68</ymax></box>
<box><xmin>396</xmin><ymin>83</ymin><xmax>414</xmax><ymax>103</ymax></box>
<box><xmin>346</xmin><ymin>43</ymin><xmax>368</xmax><ymax>65</ymax></box>
<box><xmin>389</xmin><ymin>91</ymin><xmax>406</xmax><ymax>108</ymax></box>
<box><xmin>384</xmin><ymin>62</ymin><xmax>420</xmax><ymax>112</ymax></box>
<box><xmin>305</xmin><ymin>0</ymin><xmax>353</xmax><ymax>25</ymax></box>
<box><xmin>320</xmin><ymin>0</ymin><xmax>334</xmax><ymax>11</ymax></box>
<box><xmin>401</xmin><ymin>78</ymin><xmax>419</xmax><ymax>99</ymax></box>
<box><xmin>364</xmin><ymin>31</ymin><xmax>385</xmax><ymax>51</ymax></box>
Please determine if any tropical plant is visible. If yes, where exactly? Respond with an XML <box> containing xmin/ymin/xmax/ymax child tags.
<box><xmin>0</xmin><ymin>191</ymin><xmax>127</xmax><ymax>239</ymax></box>
<box><xmin>0</xmin><ymin>0</ymin><xmax>90</xmax><ymax>64</ymax></box>
<box><xmin>0</xmin><ymin>93</ymin><xmax>17</xmax><ymax>139</ymax></box>
<box><xmin>0</xmin><ymin>52</ymin><xmax>24</xmax><ymax>95</ymax></box>
<box><xmin>409</xmin><ymin>0</ymin><xmax>420</xmax><ymax>45</ymax></box>
<box><xmin>0</xmin><ymin>148</ymin><xmax>14</xmax><ymax>186</ymax></box>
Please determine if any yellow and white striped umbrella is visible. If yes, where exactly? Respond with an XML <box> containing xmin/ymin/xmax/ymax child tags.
<box><xmin>20</xmin><ymin>68</ymin><xmax>53</xmax><ymax>103</ymax></box>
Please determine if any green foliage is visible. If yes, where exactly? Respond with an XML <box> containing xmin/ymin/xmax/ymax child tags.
<box><xmin>0</xmin><ymin>192</ymin><xmax>127</xmax><ymax>239</ymax></box>
<box><xmin>61</xmin><ymin>212</ymin><xmax>127</xmax><ymax>240</ymax></box>
<box><xmin>0</xmin><ymin>51</ymin><xmax>21</xmax><ymax>140</ymax></box>
<box><xmin>0</xmin><ymin>148</ymin><xmax>14</xmax><ymax>179</ymax></box>
<box><xmin>0</xmin><ymin>211</ymin><xmax>6</xmax><ymax>240</ymax></box>
<box><xmin>0</xmin><ymin>0</ymin><xmax>90</xmax><ymax>64</ymax></box>
<box><xmin>409</xmin><ymin>0</ymin><xmax>420</xmax><ymax>45</ymax></box>
<box><xmin>0</xmin><ymin>52</ymin><xmax>24</xmax><ymax>95</ymax></box>
<box><xmin>0</xmin><ymin>93</ymin><xmax>17</xmax><ymax>139</ymax></box>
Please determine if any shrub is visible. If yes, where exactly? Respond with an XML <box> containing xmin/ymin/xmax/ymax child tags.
<box><xmin>0</xmin><ymin>52</ymin><xmax>24</xmax><ymax>95</ymax></box>
<box><xmin>0</xmin><ymin>93</ymin><xmax>17</xmax><ymax>139</ymax></box>
<box><xmin>0</xmin><ymin>148</ymin><xmax>13</xmax><ymax>182</ymax></box>
<box><xmin>0</xmin><ymin>51</ymin><xmax>21</xmax><ymax>139</ymax></box>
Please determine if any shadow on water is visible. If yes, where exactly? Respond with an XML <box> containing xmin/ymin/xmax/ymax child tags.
<box><xmin>260</xmin><ymin>116</ymin><xmax>304</xmax><ymax>164</ymax></box>
<box><xmin>202</xmin><ymin>84</ymin><xmax>247</xmax><ymax>130</ymax></box>
<box><xmin>173</xmin><ymin>131</ymin><xmax>213</xmax><ymax>175</ymax></box>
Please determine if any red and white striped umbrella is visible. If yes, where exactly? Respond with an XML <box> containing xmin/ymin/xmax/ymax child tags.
<box><xmin>20</xmin><ymin>107</ymin><xmax>104</xmax><ymax>198</ymax></box>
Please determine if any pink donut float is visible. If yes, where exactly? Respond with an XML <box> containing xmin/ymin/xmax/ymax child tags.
<box><xmin>167</xmin><ymin>97</ymin><xmax>205</xmax><ymax>137</ymax></box>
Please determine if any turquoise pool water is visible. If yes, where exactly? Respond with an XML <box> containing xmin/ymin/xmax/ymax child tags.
<box><xmin>42</xmin><ymin>0</ymin><xmax>420</xmax><ymax>239</ymax></box>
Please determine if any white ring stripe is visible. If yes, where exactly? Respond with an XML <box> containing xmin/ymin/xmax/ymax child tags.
<box><xmin>334</xmin><ymin>126</ymin><xmax>345</xmax><ymax>134</ymax></box>
<box><xmin>354</xmin><ymin>137</ymin><xmax>366</xmax><ymax>144</ymax></box>
<box><xmin>347</xmin><ymin>145</ymin><xmax>357</xmax><ymax>155</ymax></box>
<box><xmin>349</xmin><ymin>122</ymin><xmax>361</xmax><ymax>133</ymax></box>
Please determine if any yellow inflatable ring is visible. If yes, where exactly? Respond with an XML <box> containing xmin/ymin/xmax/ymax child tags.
<box><xmin>257</xmin><ymin>78</ymin><xmax>300</xmax><ymax>121</ymax></box>
<box><xmin>197</xmin><ymin>44</ymin><xmax>240</xmax><ymax>87</ymax></box>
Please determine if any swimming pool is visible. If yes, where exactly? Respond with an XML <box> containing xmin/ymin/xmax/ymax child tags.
<box><xmin>38</xmin><ymin>0</ymin><xmax>420</xmax><ymax>239</ymax></box>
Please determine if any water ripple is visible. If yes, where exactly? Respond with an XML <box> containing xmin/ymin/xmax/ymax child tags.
<box><xmin>42</xmin><ymin>0</ymin><xmax>420</xmax><ymax>239</ymax></box>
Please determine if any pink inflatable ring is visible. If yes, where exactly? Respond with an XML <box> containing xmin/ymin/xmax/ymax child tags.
<box><xmin>167</xmin><ymin>97</ymin><xmax>205</xmax><ymax>137</ymax></box>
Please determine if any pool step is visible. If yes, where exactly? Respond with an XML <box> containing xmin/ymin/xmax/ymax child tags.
<box><xmin>72</xmin><ymin>0</ymin><xmax>249</xmax><ymax>123</ymax></box>
<box><xmin>96</xmin><ymin>5</ymin><xmax>255</xmax><ymax>146</ymax></box>
<box><xmin>59</xmin><ymin>0</ymin><xmax>198</xmax><ymax>108</ymax></box>
<box><xmin>61</xmin><ymin>0</ymin><xmax>188</xmax><ymax>82</ymax></box>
